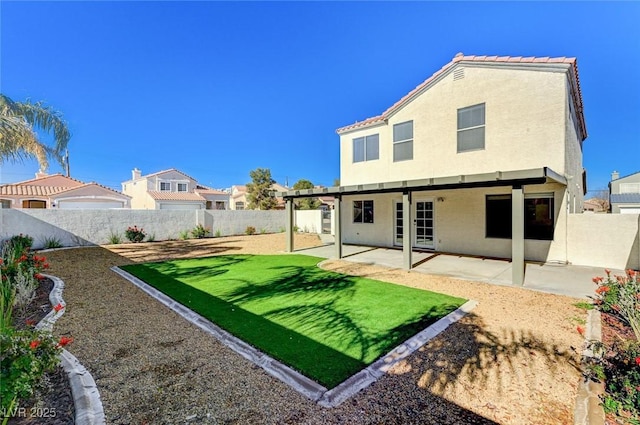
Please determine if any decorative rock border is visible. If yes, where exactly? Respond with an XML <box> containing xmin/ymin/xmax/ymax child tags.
<box><xmin>112</xmin><ymin>265</ymin><xmax>477</xmax><ymax>407</ymax></box>
<box><xmin>574</xmin><ymin>309</ymin><xmax>605</xmax><ymax>425</ymax></box>
<box><xmin>36</xmin><ymin>273</ymin><xmax>106</xmax><ymax>425</ymax></box>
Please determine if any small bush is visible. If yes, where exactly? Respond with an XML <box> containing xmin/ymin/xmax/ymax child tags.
<box><xmin>0</xmin><ymin>328</ymin><xmax>67</xmax><ymax>412</ymax></box>
<box><xmin>214</xmin><ymin>229</ymin><xmax>222</xmax><ymax>238</ymax></box>
<box><xmin>245</xmin><ymin>226</ymin><xmax>256</xmax><ymax>235</ymax></box>
<box><xmin>278</xmin><ymin>227</ymin><xmax>285</xmax><ymax>233</ymax></box>
<box><xmin>108</xmin><ymin>233</ymin><xmax>122</xmax><ymax>244</ymax></box>
<box><xmin>146</xmin><ymin>233</ymin><xmax>156</xmax><ymax>242</ymax></box>
<box><xmin>42</xmin><ymin>236</ymin><xmax>63</xmax><ymax>249</ymax></box>
<box><xmin>191</xmin><ymin>224</ymin><xmax>211</xmax><ymax>239</ymax></box>
<box><xmin>260</xmin><ymin>228</ymin><xmax>267</xmax><ymax>234</ymax></box>
<box><xmin>125</xmin><ymin>226</ymin><xmax>146</xmax><ymax>243</ymax></box>
<box><xmin>179</xmin><ymin>230</ymin><xmax>191</xmax><ymax>240</ymax></box>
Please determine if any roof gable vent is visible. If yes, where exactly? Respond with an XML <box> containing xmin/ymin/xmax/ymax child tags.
<box><xmin>453</xmin><ymin>67</ymin><xmax>465</xmax><ymax>81</ymax></box>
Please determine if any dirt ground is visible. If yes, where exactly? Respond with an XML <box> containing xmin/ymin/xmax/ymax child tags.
<box><xmin>43</xmin><ymin>233</ymin><xmax>586</xmax><ymax>424</ymax></box>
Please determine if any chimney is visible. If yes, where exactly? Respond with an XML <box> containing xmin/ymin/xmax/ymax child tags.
<box><xmin>132</xmin><ymin>168</ymin><xmax>142</xmax><ymax>180</ymax></box>
<box><xmin>35</xmin><ymin>170</ymin><xmax>47</xmax><ymax>179</ymax></box>
<box><xmin>611</xmin><ymin>170</ymin><xmax>620</xmax><ymax>181</ymax></box>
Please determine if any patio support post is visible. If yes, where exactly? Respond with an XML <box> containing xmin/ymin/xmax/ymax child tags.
<box><xmin>403</xmin><ymin>191</ymin><xmax>413</xmax><ymax>270</ymax></box>
<box><xmin>285</xmin><ymin>198</ymin><xmax>294</xmax><ymax>253</ymax></box>
<box><xmin>512</xmin><ymin>186</ymin><xmax>525</xmax><ymax>286</ymax></box>
<box><xmin>334</xmin><ymin>196</ymin><xmax>342</xmax><ymax>259</ymax></box>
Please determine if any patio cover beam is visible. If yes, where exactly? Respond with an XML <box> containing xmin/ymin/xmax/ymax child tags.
<box><xmin>402</xmin><ymin>192</ymin><xmax>412</xmax><ymax>270</ymax></box>
<box><xmin>277</xmin><ymin>167</ymin><xmax>566</xmax><ymax>200</ymax></box>
<box><xmin>512</xmin><ymin>186</ymin><xmax>525</xmax><ymax>286</ymax></box>
<box><xmin>285</xmin><ymin>198</ymin><xmax>294</xmax><ymax>252</ymax></box>
<box><xmin>334</xmin><ymin>196</ymin><xmax>342</xmax><ymax>259</ymax></box>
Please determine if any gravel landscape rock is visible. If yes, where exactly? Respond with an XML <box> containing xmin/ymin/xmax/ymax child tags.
<box><xmin>40</xmin><ymin>233</ymin><xmax>585</xmax><ymax>424</ymax></box>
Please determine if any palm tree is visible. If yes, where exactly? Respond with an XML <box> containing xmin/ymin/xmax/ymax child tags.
<box><xmin>0</xmin><ymin>94</ymin><xmax>71</xmax><ymax>172</ymax></box>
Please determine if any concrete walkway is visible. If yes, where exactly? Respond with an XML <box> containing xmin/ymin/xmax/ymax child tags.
<box><xmin>295</xmin><ymin>239</ymin><xmax>619</xmax><ymax>299</ymax></box>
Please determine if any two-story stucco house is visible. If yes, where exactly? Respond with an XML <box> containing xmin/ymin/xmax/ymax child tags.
<box><xmin>609</xmin><ymin>170</ymin><xmax>640</xmax><ymax>214</ymax></box>
<box><xmin>0</xmin><ymin>172</ymin><xmax>131</xmax><ymax>209</ymax></box>
<box><xmin>280</xmin><ymin>53</ymin><xmax>587</xmax><ymax>285</ymax></box>
<box><xmin>122</xmin><ymin>168</ymin><xmax>229</xmax><ymax>210</ymax></box>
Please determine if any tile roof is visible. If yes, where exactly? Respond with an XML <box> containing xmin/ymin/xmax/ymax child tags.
<box><xmin>126</xmin><ymin>168</ymin><xmax>200</xmax><ymax>183</ymax></box>
<box><xmin>195</xmin><ymin>188</ymin><xmax>228</xmax><ymax>195</ymax></box>
<box><xmin>336</xmin><ymin>53</ymin><xmax>586</xmax><ymax>139</ymax></box>
<box><xmin>148</xmin><ymin>191</ymin><xmax>206</xmax><ymax>202</ymax></box>
<box><xmin>0</xmin><ymin>184</ymin><xmax>69</xmax><ymax>197</ymax></box>
<box><xmin>611</xmin><ymin>193</ymin><xmax>640</xmax><ymax>204</ymax></box>
<box><xmin>0</xmin><ymin>173</ymin><xmax>126</xmax><ymax>198</ymax></box>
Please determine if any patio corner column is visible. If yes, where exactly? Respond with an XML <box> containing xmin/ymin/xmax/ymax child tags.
<box><xmin>285</xmin><ymin>198</ymin><xmax>294</xmax><ymax>252</ymax></box>
<box><xmin>403</xmin><ymin>191</ymin><xmax>413</xmax><ymax>270</ymax></box>
<box><xmin>334</xmin><ymin>196</ymin><xmax>342</xmax><ymax>259</ymax></box>
<box><xmin>512</xmin><ymin>186</ymin><xmax>525</xmax><ymax>286</ymax></box>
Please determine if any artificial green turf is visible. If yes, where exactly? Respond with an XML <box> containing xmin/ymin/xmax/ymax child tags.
<box><xmin>121</xmin><ymin>254</ymin><xmax>465</xmax><ymax>388</ymax></box>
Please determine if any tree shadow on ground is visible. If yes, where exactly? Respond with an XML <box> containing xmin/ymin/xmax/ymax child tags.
<box><xmin>107</xmin><ymin>239</ymin><xmax>243</xmax><ymax>263</ymax></box>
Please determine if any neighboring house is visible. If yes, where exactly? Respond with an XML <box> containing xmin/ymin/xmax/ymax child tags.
<box><xmin>609</xmin><ymin>170</ymin><xmax>640</xmax><ymax>214</ymax></box>
<box><xmin>583</xmin><ymin>198</ymin><xmax>608</xmax><ymax>213</ymax></box>
<box><xmin>122</xmin><ymin>168</ymin><xmax>228</xmax><ymax>210</ymax></box>
<box><xmin>280</xmin><ymin>53</ymin><xmax>587</xmax><ymax>285</ymax></box>
<box><xmin>229</xmin><ymin>183</ymin><xmax>289</xmax><ymax>210</ymax></box>
<box><xmin>0</xmin><ymin>172</ymin><xmax>130</xmax><ymax>209</ymax></box>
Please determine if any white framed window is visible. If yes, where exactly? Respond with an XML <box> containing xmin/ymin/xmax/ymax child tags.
<box><xmin>353</xmin><ymin>200</ymin><xmax>374</xmax><ymax>223</ymax></box>
<box><xmin>393</xmin><ymin>121</ymin><xmax>413</xmax><ymax>162</ymax></box>
<box><xmin>159</xmin><ymin>182</ymin><xmax>171</xmax><ymax>191</ymax></box>
<box><xmin>177</xmin><ymin>183</ymin><xmax>188</xmax><ymax>192</ymax></box>
<box><xmin>235</xmin><ymin>201</ymin><xmax>245</xmax><ymax>210</ymax></box>
<box><xmin>457</xmin><ymin>103</ymin><xmax>485</xmax><ymax>152</ymax></box>
<box><xmin>353</xmin><ymin>134</ymin><xmax>379</xmax><ymax>163</ymax></box>
<box><xmin>215</xmin><ymin>201</ymin><xmax>226</xmax><ymax>210</ymax></box>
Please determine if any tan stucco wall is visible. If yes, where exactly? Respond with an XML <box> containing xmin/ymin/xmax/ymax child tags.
<box><xmin>340</xmin><ymin>65</ymin><xmax>572</xmax><ymax>186</ymax></box>
<box><xmin>567</xmin><ymin>213</ymin><xmax>640</xmax><ymax>269</ymax></box>
<box><xmin>122</xmin><ymin>179</ymin><xmax>155</xmax><ymax>209</ymax></box>
<box><xmin>341</xmin><ymin>183</ymin><xmax>569</xmax><ymax>263</ymax></box>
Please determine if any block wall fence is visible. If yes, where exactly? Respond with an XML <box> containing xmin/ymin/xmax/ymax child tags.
<box><xmin>0</xmin><ymin>209</ymin><xmax>637</xmax><ymax>270</ymax></box>
<box><xmin>0</xmin><ymin>209</ymin><xmax>324</xmax><ymax>249</ymax></box>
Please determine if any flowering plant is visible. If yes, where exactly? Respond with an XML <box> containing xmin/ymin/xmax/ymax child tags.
<box><xmin>0</xmin><ymin>327</ymin><xmax>66</xmax><ymax>413</ymax></box>
<box><xmin>592</xmin><ymin>269</ymin><xmax>639</xmax><ymax>340</ymax></box>
<box><xmin>125</xmin><ymin>226</ymin><xmax>146</xmax><ymax>243</ymax></box>
<box><xmin>585</xmin><ymin>268</ymin><xmax>640</xmax><ymax>420</ymax></box>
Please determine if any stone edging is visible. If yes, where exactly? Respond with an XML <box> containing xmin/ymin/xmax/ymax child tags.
<box><xmin>36</xmin><ymin>274</ymin><xmax>106</xmax><ymax>425</ymax></box>
<box><xmin>574</xmin><ymin>309</ymin><xmax>605</xmax><ymax>425</ymax></box>
<box><xmin>112</xmin><ymin>265</ymin><xmax>477</xmax><ymax>407</ymax></box>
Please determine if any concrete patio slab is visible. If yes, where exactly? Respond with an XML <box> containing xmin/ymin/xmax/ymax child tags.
<box><xmin>294</xmin><ymin>243</ymin><xmax>622</xmax><ymax>299</ymax></box>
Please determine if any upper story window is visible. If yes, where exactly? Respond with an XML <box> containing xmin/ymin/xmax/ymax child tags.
<box><xmin>457</xmin><ymin>103</ymin><xmax>485</xmax><ymax>152</ymax></box>
<box><xmin>177</xmin><ymin>183</ymin><xmax>188</xmax><ymax>192</ymax></box>
<box><xmin>353</xmin><ymin>134</ymin><xmax>379</xmax><ymax>163</ymax></box>
<box><xmin>159</xmin><ymin>182</ymin><xmax>171</xmax><ymax>191</ymax></box>
<box><xmin>393</xmin><ymin>121</ymin><xmax>413</xmax><ymax>162</ymax></box>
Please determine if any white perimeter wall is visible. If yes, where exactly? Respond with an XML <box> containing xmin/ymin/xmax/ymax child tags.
<box><xmin>293</xmin><ymin>210</ymin><xmax>323</xmax><ymax>234</ymax></box>
<box><xmin>567</xmin><ymin>213</ymin><xmax>639</xmax><ymax>270</ymax></box>
<box><xmin>0</xmin><ymin>209</ymin><xmax>297</xmax><ymax>248</ymax></box>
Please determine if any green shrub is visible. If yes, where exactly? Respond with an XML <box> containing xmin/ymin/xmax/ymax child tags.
<box><xmin>42</xmin><ymin>236</ymin><xmax>63</xmax><ymax>249</ymax></box>
<box><xmin>179</xmin><ymin>230</ymin><xmax>191</xmax><ymax>240</ymax></box>
<box><xmin>146</xmin><ymin>233</ymin><xmax>156</xmax><ymax>242</ymax></box>
<box><xmin>245</xmin><ymin>226</ymin><xmax>256</xmax><ymax>235</ymax></box>
<box><xmin>0</xmin><ymin>328</ymin><xmax>66</xmax><ymax>413</ymax></box>
<box><xmin>125</xmin><ymin>226</ymin><xmax>146</xmax><ymax>243</ymax></box>
<box><xmin>107</xmin><ymin>232</ymin><xmax>122</xmax><ymax>245</ymax></box>
<box><xmin>214</xmin><ymin>229</ymin><xmax>222</xmax><ymax>238</ymax></box>
<box><xmin>587</xmin><ymin>269</ymin><xmax>640</xmax><ymax>421</ymax></box>
<box><xmin>191</xmin><ymin>224</ymin><xmax>210</xmax><ymax>239</ymax></box>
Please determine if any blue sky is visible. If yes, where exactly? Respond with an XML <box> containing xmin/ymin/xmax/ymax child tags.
<box><xmin>1</xmin><ymin>1</ymin><xmax>638</xmax><ymax>195</ymax></box>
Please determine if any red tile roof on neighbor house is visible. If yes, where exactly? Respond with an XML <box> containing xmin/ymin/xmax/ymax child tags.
<box><xmin>0</xmin><ymin>174</ymin><xmax>125</xmax><ymax>198</ymax></box>
<box><xmin>336</xmin><ymin>53</ymin><xmax>586</xmax><ymax>140</ymax></box>
<box><xmin>147</xmin><ymin>191</ymin><xmax>206</xmax><ymax>202</ymax></box>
